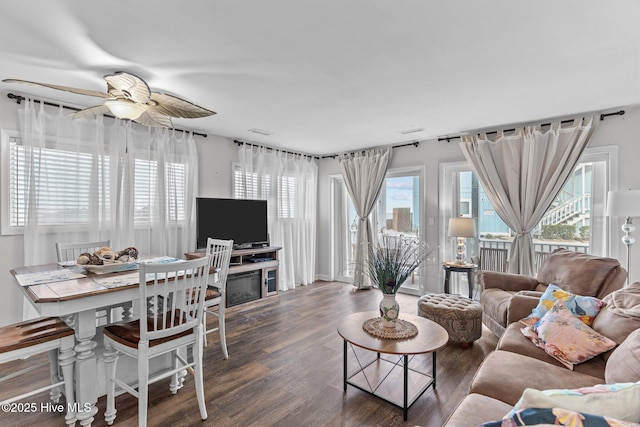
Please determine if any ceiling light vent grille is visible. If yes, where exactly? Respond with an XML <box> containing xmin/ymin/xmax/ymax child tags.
<box><xmin>248</xmin><ymin>128</ymin><xmax>273</xmax><ymax>136</ymax></box>
<box><xmin>399</xmin><ymin>128</ymin><xmax>425</xmax><ymax>135</ymax></box>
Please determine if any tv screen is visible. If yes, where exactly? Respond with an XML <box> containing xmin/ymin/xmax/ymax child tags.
<box><xmin>196</xmin><ymin>198</ymin><xmax>269</xmax><ymax>249</ymax></box>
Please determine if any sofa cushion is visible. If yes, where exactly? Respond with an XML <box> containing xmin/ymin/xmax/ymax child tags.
<box><xmin>508</xmin><ymin>382</ymin><xmax>640</xmax><ymax>422</ymax></box>
<box><xmin>536</xmin><ymin>249</ymin><xmax>625</xmax><ymax>299</ymax></box>
<box><xmin>469</xmin><ymin>350</ymin><xmax>604</xmax><ymax>406</ymax></box>
<box><xmin>442</xmin><ymin>393</ymin><xmax>512</xmax><ymax>427</ymax></box>
<box><xmin>497</xmin><ymin>322</ymin><xmax>606</xmax><ymax>378</ymax></box>
<box><xmin>521</xmin><ymin>301</ymin><xmax>616</xmax><ymax>370</ymax></box>
<box><xmin>520</xmin><ymin>284</ymin><xmax>605</xmax><ymax>327</ymax></box>
<box><xmin>605</xmin><ymin>328</ymin><xmax>640</xmax><ymax>384</ymax></box>
<box><xmin>480</xmin><ymin>288</ymin><xmax>515</xmax><ymax>327</ymax></box>
<box><xmin>592</xmin><ymin>282</ymin><xmax>640</xmax><ymax>346</ymax></box>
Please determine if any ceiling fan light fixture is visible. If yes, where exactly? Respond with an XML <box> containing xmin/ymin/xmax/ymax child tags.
<box><xmin>105</xmin><ymin>100</ymin><xmax>146</xmax><ymax>120</ymax></box>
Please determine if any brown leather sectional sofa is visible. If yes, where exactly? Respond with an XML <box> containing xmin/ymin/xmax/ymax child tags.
<box><xmin>444</xmin><ymin>250</ymin><xmax>640</xmax><ymax>426</ymax></box>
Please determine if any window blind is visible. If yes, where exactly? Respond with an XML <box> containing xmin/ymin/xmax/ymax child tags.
<box><xmin>7</xmin><ymin>137</ymin><xmax>187</xmax><ymax>228</ymax></box>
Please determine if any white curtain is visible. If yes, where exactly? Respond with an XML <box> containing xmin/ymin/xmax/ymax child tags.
<box><xmin>338</xmin><ymin>147</ymin><xmax>392</xmax><ymax>289</ymax></box>
<box><xmin>18</xmin><ymin>99</ymin><xmax>198</xmax><ymax>266</ymax></box>
<box><xmin>237</xmin><ymin>143</ymin><xmax>317</xmax><ymax>291</ymax></box>
<box><xmin>459</xmin><ymin>116</ymin><xmax>598</xmax><ymax>276</ymax></box>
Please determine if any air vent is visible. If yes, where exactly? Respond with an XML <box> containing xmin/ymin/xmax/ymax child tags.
<box><xmin>399</xmin><ymin>127</ymin><xmax>425</xmax><ymax>135</ymax></box>
<box><xmin>248</xmin><ymin>128</ymin><xmax>273</xmax><ymax>136</ymax></box>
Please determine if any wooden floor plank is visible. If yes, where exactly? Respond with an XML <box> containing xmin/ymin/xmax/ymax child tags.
<box><xmin>0</xmin><ymin>281</ymin><xmax>498</xmax><ymax>426</ymax></box>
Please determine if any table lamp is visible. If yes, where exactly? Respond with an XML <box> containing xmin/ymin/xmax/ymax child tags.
<box><xmin>606</xmin><ymin>189</ymin><xmax>640</xmax><ymax>285</ymax></box>
<box><xmin>448</xmin><ymin>217</ymin><xmax>476</xmax><ymax>265</ymax></box>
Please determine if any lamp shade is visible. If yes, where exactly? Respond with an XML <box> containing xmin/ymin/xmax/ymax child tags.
<box><xmin>105</xmin><ymin>100</ymin><xmax>146</xmax><ymax>120</ymax></box>
<box><xmin>606</xmin><ymin>190</ymin><xmax>640</xmax><ymax>217</ymax></box>
<box><xmin>448</xmin><ymin>217</ymin><xmax>476</xmax><ymax>238</ymax></box>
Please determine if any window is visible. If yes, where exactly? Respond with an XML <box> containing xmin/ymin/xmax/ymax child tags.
<box><xmin>440</xmin><ymin>146</ymin><xmax>618</xmax><ymax>263</ymax></box>
<box><xmin>329</xmin><ymin>166</ymin><xmax>424</xmax><ymax>293</ymax></box>
<box><xmin>1</xmin><ymin>130</ymin><xmax>189</xmax><ymax>234</ymax></box>
<box><xmin>375</xmin><ymin>167</ymin><xmax>424</xmax><ymax>294</ymax></box>
<box><xmin>233</xmin><ymin>167</ymin><xmax>271</xmax><ymax>199</ymax></box>
<box><xmin>233</xmin><ymin>163</ymin><xmax>314</xmax><ymax>221</ymax></box>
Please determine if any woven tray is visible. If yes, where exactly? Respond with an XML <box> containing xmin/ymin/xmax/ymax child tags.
<box><xmin>362</xmin><ymin>317</ymin><xmax>418</xmax><ymax>339</ymax></box>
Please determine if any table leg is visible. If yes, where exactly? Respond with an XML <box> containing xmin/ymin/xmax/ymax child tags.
<box><xmin>443</xmin><ymin>269</ymin><xmax>452</xmax><ymax>293</ymax></box>
<box><xmin>74</xmin><ymin>309</ymin><xmax>99</xmax><ymax>426</ymax></box>
<box><xmin>343</xmin><ymin>340</ymin><xmax>347</xmax><ymax>392</ymax></box>
<box><xmin>403</xmin><ymin>354</ymin><xmax>408</xmax><ymax>421</ymax></box>
<box><xmin>467</xmin><ymin>270</ymin><xmax>474</xmax><ymax>299</ymax></box>
<box><xmin>433</xmin><ymin>352</ymin><xmax>437</xmax><ymax>387</ymax></box>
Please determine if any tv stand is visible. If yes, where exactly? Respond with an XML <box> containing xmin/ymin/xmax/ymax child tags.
<box><xmin>185</xmin><ymin>246</ymin><xmax>281</xmax><ymax>307</ymax></box>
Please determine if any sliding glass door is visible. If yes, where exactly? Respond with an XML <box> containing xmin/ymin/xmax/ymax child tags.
<box><xmin>330</xmin><ymin>166</ymin><xmax>424</xmax><ymax>294</ymax></box>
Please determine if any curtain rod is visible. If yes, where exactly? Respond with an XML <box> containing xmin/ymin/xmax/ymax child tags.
<box><xmin>320</xmin><ymin>140</ymin><xmax>420</xmax><ymax>159</ymax></box>
<box><xmin>437</xmin><ymin>110</ymin><xmax>625</xmax><ymax>143</ymax></box>
<box><xmin>6</xmin><ymin>93</ymin><xmax>208</xmax><ymax>138</ymax></box>
<box><xmin>233</xmin><ymin>139</ymin><xmax>320</xmax><ymax>159</ymax></box>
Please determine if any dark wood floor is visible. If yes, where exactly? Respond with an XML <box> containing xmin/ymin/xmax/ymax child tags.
<box><xmin>0</xmin><ymin>281</ymin><xmax>498</xmax><ymax>427</ymax></box>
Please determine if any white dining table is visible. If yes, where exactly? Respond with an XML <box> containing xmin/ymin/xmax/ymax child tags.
<box><xmin>10</xmin><ymin>257</ymin><xmax>185</xmax><ymax>427</ymax></box>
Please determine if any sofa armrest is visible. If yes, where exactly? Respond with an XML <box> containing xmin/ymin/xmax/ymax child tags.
<box><xmin>506</xmin><ymin>292</ymin><xmax>542</xmax><ymax>324</ymax></box>
<box><xmin>481</xmin><ymin>271</ymin><xmax>539</xmax><ymax>292</ymax></box>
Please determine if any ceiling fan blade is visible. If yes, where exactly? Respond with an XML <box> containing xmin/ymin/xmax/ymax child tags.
<box><xmin>104</xmin><ymin>72</ymin><xmax>151</xmax><ymax>104</ymax></box>
<box><xmin>134</xmin><ymin>110</ymin><xmax>173</xmax><ymax>128</ymax></box>
<box><xmin>148</xmin><ymin>92</ymin><xmax>216</xmax><ymax>119</ymax></box>
<box><xmin>2</xmin><ymin>78</ymin><xmax>114</xmax><ymax>99</ymax></box>
<box><xmin>72</xmin><ymin>104</ymin><xmax>111</xmax><ymax>120</ymax></box>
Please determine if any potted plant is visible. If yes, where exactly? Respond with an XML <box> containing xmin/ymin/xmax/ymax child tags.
<box><xmin>366</xmin><ymin>236</ymin><xmax>435</xmax><ymax>328</ymax></box>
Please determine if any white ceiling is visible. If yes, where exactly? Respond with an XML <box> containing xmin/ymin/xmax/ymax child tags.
<box><xmin>1</xmin><ymin>1</ymin><xmax>639</xmax><ymax>155</ymax></box>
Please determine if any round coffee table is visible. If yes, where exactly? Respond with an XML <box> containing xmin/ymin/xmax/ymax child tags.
<box><xmin>337</xmin><ymin>311</ymin><xmax>449</xmax><ymax>420</ymax></box>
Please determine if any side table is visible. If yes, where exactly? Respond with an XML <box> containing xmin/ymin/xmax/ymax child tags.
<box><xmin>442</xmin><ymin>263</ymin><xmax>477</xmax><ymax>299</ymax></box>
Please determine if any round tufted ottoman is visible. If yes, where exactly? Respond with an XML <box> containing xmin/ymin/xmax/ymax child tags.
<box><xmin>417</xmin><ymin>293</ymin><xmax>482</xmax><ymax>348</ymax></box>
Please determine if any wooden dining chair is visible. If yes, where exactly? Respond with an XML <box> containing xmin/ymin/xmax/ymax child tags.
<box><xmin>55</xmin><ymin>240</ymin><xmax>112</xmax><ymax>265</ymax></box>
<box><xmin>55</xmin><ymin>240</ymin><xmax>121</xmax><ymax>324</ymax></box>
<box><xmin>103</xmin><ymin>256</ymin><xmax>210</xmax><ymax>427</ymax></box>
<box><xmin>202</xmin><ymin>238</ymin><xmax>234</xmax><ymax>358</ymax></box>
<box><xmin>0</xmin><ymin>317</ymin><xmax>76</xmax><ymax>426</ymax></box>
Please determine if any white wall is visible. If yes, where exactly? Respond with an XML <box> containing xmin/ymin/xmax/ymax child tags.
<box><xmin>196</xmin><ymin>135</ymin><xmax>237</xmax><ymax>199</ymax></box>
<box><xmin>1</xmin><ymin>87</ymin><xmax>639</xmax><ymax>326</ymax></box>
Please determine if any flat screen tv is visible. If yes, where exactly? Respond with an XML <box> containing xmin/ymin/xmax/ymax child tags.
<box><xmin>196</xmin><ymin>198</ymin><xmax>269</xmax><ymax>250</ymax></box>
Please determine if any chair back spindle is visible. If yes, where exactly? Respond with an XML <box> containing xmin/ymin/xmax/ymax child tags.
<box><xmin>206</xmin><ymin>238</ymin><xmax>234</xmax><ymax>292</ymax></box>
<box><xmin>139</xmin><ymin>257</ymin><xmax>210</xmax><ymax>343</ymax></box>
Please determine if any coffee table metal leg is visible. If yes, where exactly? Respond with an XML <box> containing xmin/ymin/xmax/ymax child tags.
<box><xmin>433</xmin><ymin>352</ymin><xmax>437</xmax><ymax>387</ymax></box>
<box><xmin>343</xmin><ymin>340</ymin><xmax>347</xmax><ymax>392</ymax></box>
<box><xmin>403</xmin><ymin>354</ymin><xmax>409</xmax><ymax>420</ymax></box>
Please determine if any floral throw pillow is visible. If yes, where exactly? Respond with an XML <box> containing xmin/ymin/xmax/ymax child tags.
<box><xmin>521</xmin><ymin>300</ymin><xmax>616</xmax><ymax>370</ymax></box>
<box><xmin>520</xmin><ymin>284</ymin><xmax>605</xmax><ymax>327</ymax></box>
<box><xmin>480</xmin><ymin>407</ymin><xmax>638</xmax><ymax>426</ymax></box>
<box><xmin>508</xmin><ymin>382</ymin><xmax>640</xmax><ymax>422</ymax></box>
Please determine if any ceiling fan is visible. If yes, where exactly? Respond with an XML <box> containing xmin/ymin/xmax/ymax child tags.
<box><xmin>2</xmin><ymin>71</ymin><xmax>216</xmax><ymax>128</ymax></box>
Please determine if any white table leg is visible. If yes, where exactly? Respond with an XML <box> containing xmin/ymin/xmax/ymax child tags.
<box><xmin>74</xmin><ymin>309</ymin><xmax>99</xmax><ymax>426</ymax></box>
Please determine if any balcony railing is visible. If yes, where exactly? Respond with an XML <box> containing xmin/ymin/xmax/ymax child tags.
<box><xmin>539</xmin><ymin>194</ymin><xmax>591</xmax><ymax>226</ymax></box>
<box><xmin>478</xmin><ymin>239</ymin><xmax>588</xmax><ymax>254</ymax></box>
